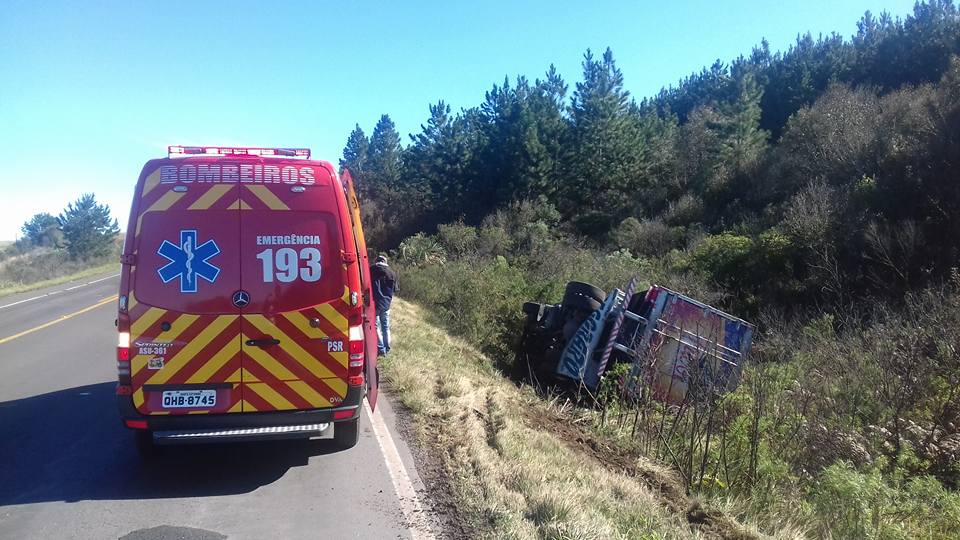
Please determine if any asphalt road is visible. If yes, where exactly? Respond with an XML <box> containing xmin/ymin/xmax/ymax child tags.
<box><xmin>0</xmin><ymin>273</ymin><xmax>434</xmax><ymax>540</ymax></box>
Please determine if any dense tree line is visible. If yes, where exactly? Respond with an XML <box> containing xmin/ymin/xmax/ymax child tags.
<box><xmin>342</xmin><ymin>0</ymin><xmax>960</xmax><ymax>312</ymax></box>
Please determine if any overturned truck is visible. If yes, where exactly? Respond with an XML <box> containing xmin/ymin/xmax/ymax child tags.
<box><xmin>516</xmin><ymin>281</ymin><xmax>755</xmax><ymax>405</ymax></box>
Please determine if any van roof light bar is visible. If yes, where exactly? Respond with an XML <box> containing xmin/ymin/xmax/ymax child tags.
<box><xmin>168</xmin><ymin>146</ymin><xmax>311</xmax><ymax>159</ymax></box>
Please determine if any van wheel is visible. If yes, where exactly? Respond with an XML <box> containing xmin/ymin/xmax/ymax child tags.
<box><xmin>334</xmin><ymin>418</ymin><xmax>359</xmax><ymax>449</ymax></box>
<box><xmin>134</xmin><ymin>430</ymin><xmax>159</xmax><ymax>459</ymax></box>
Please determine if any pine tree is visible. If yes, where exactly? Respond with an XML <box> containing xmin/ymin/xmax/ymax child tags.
<box><xmin>406</xmin><ymin>101</ymin><xmax>487</xmax><ymax>224</ymax></box>
<box><xmin>368</xmin><ymin>114</ymin><xmax>402</xmax><ymax>190</ymax></box>
<box><xmin>478</xmin><ymin>68</ymin><xmax>569</xmax><ymax>209</ymax></box>
<box><xmin>21</xmin><ymin>212</ymin><xmax>62</xmax><ymax>248</ymax></box>
<box><xmin>340</xmin><ymin>124</ymin><xmax>369</xmax><ymax>192</ymax></box>
<box><xmin>718</xmin><ymin>73</ymin><xmax>769</xmax><ymax>174</ymax></box>
<box><xmin>565</xmin><ymin>48</ymin><xmax>650</xmax><ymax>234</ymax></box>
<box><xmin>58</xmin><ymin>193</ymin><xmax>119</xmax><ymax>259</ymax></box>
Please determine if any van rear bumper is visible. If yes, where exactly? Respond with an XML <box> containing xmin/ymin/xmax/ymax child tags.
<box><xmin>118</xmin><ymin>385</ymin><xmax>365</xmax><ymax>441</ymax></box>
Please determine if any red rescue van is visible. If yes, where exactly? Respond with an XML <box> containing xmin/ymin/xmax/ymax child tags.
<box><xmin>116</xmin><ymin>146</ymin><xmax>379</xmax><ymax>455</ymax></box>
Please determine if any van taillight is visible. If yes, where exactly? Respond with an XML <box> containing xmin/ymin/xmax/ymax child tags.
<box><xmin>125</xmin><ymin>419</ymin><xmax>148</xmax><ymax>430</ymax></box>
<box><xmin>348</xmin><ymin>325</ymin><xmax>364</xmax><ymax>387</ymax></box>
<box><xmin>117</xmin><ymin>331</ymin><xmax>131</xmax><ymax>386</ymax></box>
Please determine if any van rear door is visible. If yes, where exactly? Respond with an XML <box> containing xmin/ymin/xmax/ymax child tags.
<box><xmin>236</xmin><ymin>163</ymin><xmax>351</xmax><ymax>412</ymax></box>
<box><xmin>129</xmin><ymin>165</ymin><xmax>243</xmax><ymax>415</ymax></box>
<box><xmin>343</xmin><ymin>170</ymin><xmax>378</xmax><ymax>409</ymax></box>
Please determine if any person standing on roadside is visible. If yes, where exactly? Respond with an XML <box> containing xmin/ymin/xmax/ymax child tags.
<box><xmin>370</xmin><ymin>255</ymin><xmax>397</xmax><ymax>356</ymax></box>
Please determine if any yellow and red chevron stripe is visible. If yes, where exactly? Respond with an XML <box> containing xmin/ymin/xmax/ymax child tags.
<box><xmin>133</xmin><ymin>171</ymin><xmax>238</xmax><ymax>239</ymax></box>
<box><xmin>238</xmin><ymin>302</ymin><xmax>349</xmax><ymax>412</ymax></box>
<box><xmin>128</xmin><ymin>294</ymin><xmax>352</xmax><ymax>415</ymax></box>
<box><xmin>128</xmin><ymin>295</ymin><xmax>243</xmax><ymax>415</ymax></box>
<box><xmin>133</xmin><ymin>175</ymin><xmax>300</xmax><ymax>240</ymax></box>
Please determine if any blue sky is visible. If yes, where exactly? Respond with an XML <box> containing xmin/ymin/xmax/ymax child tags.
<box><xmin>0</xmin><ymin>0</ymin><xmax>918</xmax><ymax>240</ymax></box>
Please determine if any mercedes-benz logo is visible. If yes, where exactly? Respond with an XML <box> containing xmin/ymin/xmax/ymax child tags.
<box><xmin>232</xmin><ymin>290</ymin><xmax>250</xmax><ymax>308</ymax></box>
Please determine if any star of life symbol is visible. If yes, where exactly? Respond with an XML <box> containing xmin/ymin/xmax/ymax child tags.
<box><xmin>157</xmin><ymin>230</ymin><xmax>221</xmax><ymax>293</ymax></box>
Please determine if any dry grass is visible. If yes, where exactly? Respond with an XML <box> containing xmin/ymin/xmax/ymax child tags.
<box><xmin>0</xmin><ymin>258</ymin><xmax>117</xmax><ymax>298</ymax></box>
<box><xmin>382</xmin><ymin>298</ymin><xmax>711</xmax><ymax>539</ymax></box>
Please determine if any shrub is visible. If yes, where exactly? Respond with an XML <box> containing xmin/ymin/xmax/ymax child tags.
<box><xmin>689</xmin><ymin>233</ymin><xmax>753</xmax><ymax>284</ymax></box>
<box><xmin>437</xmin><ymin>221</ymin><xmax>478</xmax><ymax>257</ymax></box>
<box><xmin>397</xmin><ymin>233</ymin><xmax>446</xmax><ymax>265</ymax></box>
<box><xmin>397</xmin><ymin>256</ymin><xmax>530</xmax><ymax>361</ymax></box>
<box><xmin>611</xmin><ymin>217</ymin><xmax>676</xmax><ymax>258</ymax></box>
<box><xmin>662</xmin><ymin>194</ymin><xmax>704</xmax><ymax>226</ymax></box>
<box><xmin>476</xmin><ymin>224</ymin><xmax>513</xmax><ymax>257</ymax></box>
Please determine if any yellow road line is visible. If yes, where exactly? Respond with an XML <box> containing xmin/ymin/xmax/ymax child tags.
<box><xmin>0</xmin><ymin>295</ymin><xmax>117</xmax><ymax>345</ymax></box>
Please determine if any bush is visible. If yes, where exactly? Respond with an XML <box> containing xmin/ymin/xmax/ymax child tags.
<box><xmin>398</xmin><ymin>256</ymin><xmax>530</xmax><ymax>361</ymax></box>
<box><xmin>611</xmin><ymin>217</ymin><xmax>677</xmax><ymax>258</ymax></box>
<box><xmin>809</xmin><ymin>462</ymin><xmax>960</xmax><ymax>539</ymax></box>
<box><xmin>689</xmin><ymin>233</ymin><xmax>753</xmax><ymax>284</ymax></box>
<box><xmin>397</xmin><ymin>233</ymin><xmax>446</xmax><ymax>266</ymax></box>
<box><xmin>437</xmin><ymin>222</ymin><xmax>478</xmax><ymax>257</ymax></box>
<box><xmin>661</xmin><ymin>193</ymin><xmax>704</xmax><ymax>226</ymax></box>
<box><xmin>476</xmin><ymin>224</ymin><xmax>513</xmax><ymax>257</ymax></box>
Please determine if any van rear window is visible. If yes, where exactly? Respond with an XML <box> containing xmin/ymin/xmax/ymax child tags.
<box><xmin>134</xmin><ymin>210</ymin><xmax>241</xmax><ymax>314</ymax></box>
<box><xmin>240</xmin><ymin>210</ymin><xmax>344</xmax><ymax>314</ymax></box>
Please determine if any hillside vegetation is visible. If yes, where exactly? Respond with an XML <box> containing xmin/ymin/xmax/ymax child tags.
<box><xmin>348</xmin><ymin>2</ymin><xmax>960</xmax><ymax>538</ymax></box>
<box><xmin>1</xmin><ymin>193</ymin><xmax>121</xmax><ymax>296</ymax></box>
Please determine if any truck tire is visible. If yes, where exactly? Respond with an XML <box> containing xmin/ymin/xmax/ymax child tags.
<box><xmin>522</xmin><ymin>302</ymin><xmax>545</xmax><ymax>325</ymax></box>
<box><xmin>522</xmin><ymin>301</ymin><xmax>544</xmax><ymax>316</ymax></box>
<box><xmin>134</xmin><ymin>430</ymin><xmax>159</xmax><ymax>459</ymax></box>
<box><xmin>562</xmin><ymin>293</ymin><xmax>602</xmax><ymax>312</ymax></box>
<box><xmin>334</xmin><ymin>417</ymin><xmax>359</xmax><ymax>449</ymax></box>
<box><xmin>564</xmin><ymin>281</ymin><xmax>606</xmax><ymax>303</ymax></box>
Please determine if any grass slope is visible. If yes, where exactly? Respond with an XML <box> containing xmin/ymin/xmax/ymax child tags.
<box><xmin>381</xmin><ymin>298</ymin><xmax>764</xmax><ymax>540</ymax></box>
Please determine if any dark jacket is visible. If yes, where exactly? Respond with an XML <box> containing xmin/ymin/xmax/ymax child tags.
<box><xmin>370</xmin><ymin>262</ymin><xmax>397</xmax><ymax>312</ymax></box>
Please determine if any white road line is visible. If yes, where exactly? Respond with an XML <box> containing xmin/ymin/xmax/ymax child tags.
<box><xmin>85</xmin><ymin>274</ymin><xmax>120</xmax><ymax>285</ymax></box>
<box><xmin>364</xmin><ymin>401</ymin><xmax>434</xmax><ymax>540</ymax></box>
<box><xmin>0</xmin><ymin>273</ymin><xmax>120</xmax><ymax>310</ymax></box>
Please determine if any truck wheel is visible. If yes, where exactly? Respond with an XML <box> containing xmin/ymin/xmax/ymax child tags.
<box><xmin>564</xmin><ymin>281</ymin><xmax>606</xmax><ymax>303</ymax></box>
<box><xmin>522</xmin><ymin>302</ymin><xmax>544</xmax><ymax>317</ymax></box>
<box><xmin>562</xmin><ymin>294</ymin><xmax>602</xmax><ymax>312</ymax></box>
<box><xmin>334</xmin><ymin>418</ymin><xmax>359</xmax><ymax>449</ymax></box>
<box><xmin>134</xmin><ymin>430</ymin><xmax>159</xmax><ymax>459</ymax></box>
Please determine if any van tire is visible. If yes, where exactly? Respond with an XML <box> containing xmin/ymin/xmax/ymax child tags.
<box><xmin>134</xmin><ymin>430</ymin><xmax>159</xmax><ymax>459</ymax></box>
<box><xmin>334</xmin><ymin>418</ymin><xmax>359</xmax><ymax>449</ymax></box>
